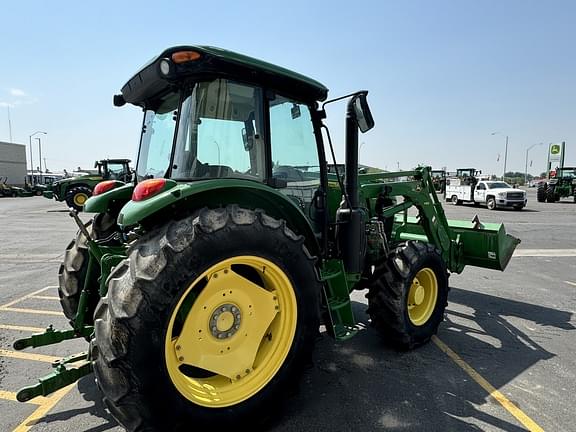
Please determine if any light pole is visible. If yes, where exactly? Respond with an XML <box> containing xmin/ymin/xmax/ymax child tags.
<box><xmin>28</xmin><ymin>131</ymin><xmax>47</xmax><ymax>185</ymax></box>
<box><xmin>525</xmin><ymin>142</ymin><xmax>543</xmax><ymax>186</ymax></box>
<box><xmin>491</xmin><ymin>132</ymin><xmax>509</xmax><ymax>180</ymax></box>
<box><xmin>35</xmin><ymin>137</ymin><xmax>43</xmax><ymax>181</ymax></box>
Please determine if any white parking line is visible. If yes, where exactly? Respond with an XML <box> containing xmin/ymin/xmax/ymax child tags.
<box><xmin>0</xmin><ymin>307</ymin><xmax>64</xmax><ymax>316</ymax></box>
<box><xmin>0</xmin><ymin>287</ymin><xmax>56</xmax><ymax>309</ymax></box>
<box><xmin>514</xmin><ymin>249</ymin><xmax>576</xmax><ymax>257</ymax></box>
<box><xmin>2</xmin><ymin>254</ymin><xmax>62</xmax><ymax>264</ymax></box>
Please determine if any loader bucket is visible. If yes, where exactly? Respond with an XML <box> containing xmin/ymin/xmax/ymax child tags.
<box><xmin>394</xmin><ymin>216</ymin><xmax>520</xmax><ymax>271</ymax></box>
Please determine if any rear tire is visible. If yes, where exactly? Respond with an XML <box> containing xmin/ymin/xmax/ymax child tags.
<box><xmin>536</xmin><ymin>183</ymin><xmax>546</xmax><ymax>202</ymax></box>
<box><xmin>546</xmin><ymin>185</ymin><xmax>556</xmax><ymax>203</ymax></box>
<box><xmin>92</xmin><ymin>206</ymin><xmax>320</xmax><ymax>431</ymax></box>
<box><xmin>451</xmin><ymin>195</ymin><xmax>460</xmax><ymax>205</ymax></box>
<box><xmin>366</xmin><ymin>241</ymin><xmax>449</xmax><ymax>350</ymax></box>
<box><xmin>58</xmin><ymin>214</ymin><xmax>116</xmax><ymax>325</ymax></box>
<box><xmin>65</xmin><ymin>186</ymin><xmax>92</xmax><ymax>211</ymax></box>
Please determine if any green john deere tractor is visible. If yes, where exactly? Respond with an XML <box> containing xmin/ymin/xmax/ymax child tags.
<box><xmin>43</xmin><ymin>158</ymin><xmax>132</xmax><ymax>211</ymax></box>
<box><xmin>537</xmin><ymin>167</ymin><xmax>576</xmax><ymax>203</ymax></box>
<box><xmin>431</xmin><ymin>169</ymin><xmax>446</xmax><ymax>194</ymax></box>
<box><xmin>14</xmin><ymin>46</ymin><xmax>520</xmax><ymax>431</ymax></box>
<box><xmin>0</xmin><ymin>176</ymin><xmax>32</xmax><ymax>197</ymax></box>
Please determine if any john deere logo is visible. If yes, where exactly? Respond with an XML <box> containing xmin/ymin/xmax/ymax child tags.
<box><xmin>550</xmin><ymin>144</ymin><xmax>561</xmax><ymax>155</ymax></box>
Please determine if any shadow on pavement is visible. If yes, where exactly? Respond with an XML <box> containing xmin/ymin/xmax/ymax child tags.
<box><xmin>34</xmin><ymin>375</ymin><xmax>117</xmax><ymax>432</ymax></box>
<box><xmin>441</xmin><ymin>286</ymin><xmax>574</xmax><ymax>403</ymax></box>
<box><xmin>29</xmin><ymin>288</ymin><xmax>574</xmax><ymax>432</ymax></box>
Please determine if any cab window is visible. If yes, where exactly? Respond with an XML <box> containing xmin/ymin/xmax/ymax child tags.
<box><xmin>269</xmin><ymin>95</ymin><xmax>320</xmax><ymax>211</ymax></box>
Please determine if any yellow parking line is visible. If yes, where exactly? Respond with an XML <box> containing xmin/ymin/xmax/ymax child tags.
<box><xmin>0</xmin><ymin>324</ymin><xmax>45</xmax><ymax>333</ymax></box>
<box><xmin>565</xmin><ymin>281</ymin><xmax>576</xmax><ymax>287</ymax></box>
<box><xmin>0</xmin><ymin>390</ymin><xmax>49</xmax><ymax>405</ymax></box>
<box><xmin>1</xmin><ymin>286</ymin><xmax>56</xmax><ymax>309</ymax></box>
<box><xmin>433</xmin><ymin>336</ymin><xmax>544</xmax><ymax>432</ymax></box>
<box><xmin>12</xmin><ymin>385</ymin><xmax>74</xmax><ymax>432</ymax></box>
<box><xmin>0</xmin><ymin>307</ymin><xmax>64</xmax><ymax>316</ymax></box>
<box><xmin>30</xmin><ymin>295</ymin><xmax>60</xmax><ymax>301</ymax></box>
<box><xmin>0</xmin><ymin>349</ymin><xmax>60</xmax><ymax>363</ymax></box>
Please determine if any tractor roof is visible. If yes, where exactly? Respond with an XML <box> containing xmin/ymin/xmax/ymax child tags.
<box><xmin>96</xmin><ymin>158</ymin><xmax>131</xmax><ymax>165</ymax></box>
<box><xmin>116</xmin><ymin>45</ymin><xmax>328</xmax><ymax>108</ymax></box>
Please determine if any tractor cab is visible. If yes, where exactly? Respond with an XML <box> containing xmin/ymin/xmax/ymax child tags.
<box><xmin>555</xmin><ymin>167</ymin><xmax>576</xmax><ymax>179</ymax></box>
<box><xmin>95</xmin><ymin>159</ymin><xmax>132</xmax><ymax>182</ymax></box>
<box><xmin>455</xmin><ymin>168</ymin><xmax>480</xmax><ymax>186</ymax></box>
<box><xmin>431</xmin><ymin>169</ymin><xmax>446</xmax><ymax>193</ymax></box>
<box><xmin>120</xmin><ymin>46</ymin><xmax>373</xmax><ymax>236</ymax></box>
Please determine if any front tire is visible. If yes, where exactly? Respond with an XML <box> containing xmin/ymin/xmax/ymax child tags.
<box><xmin>486</xmin><ymin>197</ymin><xmax>496</xmax><ymax>210</ymax></box>
<box><xmin>366</xmin><ymin>241</ymin><xmax>449</xmax><ymax>350</ymax></box>
<box><xmin>65</xmin><ymin>186</ymin><xmax>92</xmax><ymax>211</ymax></box>
<box><xmin>92</xmin><ymin>206</ymin><xmax>320</xmax><ymax>431</ymax></box>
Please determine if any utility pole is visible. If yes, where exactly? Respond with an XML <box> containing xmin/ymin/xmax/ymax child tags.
<box><xmin>7</xmin><ymin>106</ymin><xmax>13</xmax><ymax>142</ymax></box>
<box><xmin>503</xmin><ymin>135</ymin><xmax>508</xmax><ymax>180</ymax></box>
<box><xmin>491</xmin><ymin>132</ymin><xmax>509</xmax><ymax>180</ymax></box>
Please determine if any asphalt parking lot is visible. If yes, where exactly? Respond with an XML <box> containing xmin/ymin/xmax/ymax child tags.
<box><xmin>0</xmin><ymin>189</ymin><xmax>574</xmax><ymax>432</ymax></box>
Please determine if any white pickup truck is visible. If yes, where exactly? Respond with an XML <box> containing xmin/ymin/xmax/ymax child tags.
<box><xmin>445</xmin><ymin>180</ymin><xmax>527</xmax><ymax>210</ymax></box>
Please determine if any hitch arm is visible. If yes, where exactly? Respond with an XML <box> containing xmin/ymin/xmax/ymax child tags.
<box><xmin>16</xmin><ymin>352</ymin><xmax>92</xmax><ymax>402</ymax></box>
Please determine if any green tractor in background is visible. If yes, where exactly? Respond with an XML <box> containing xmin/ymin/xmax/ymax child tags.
<box><xmin>431</xmin><ymin>169</ymin><xmax>446</xmax><ymax>194</ymax></box>
<box><xmin>43</xmin><ymin>158</ymin><xmax>132</xmax><ymax>211</ymax></box>
<box><xmin>14</xmin><ymin>46</ymin><xmax>520</xmax><ymax>431</ymax></box>
<box><xmin>537</xmin><ymin>166</ymin><xmax>576</xmax><ymax>203</ymax></box>
<box><xmin>0</xmin><ymin>176</ymin><xmax>33</xmax><ymax>197</ymax></box>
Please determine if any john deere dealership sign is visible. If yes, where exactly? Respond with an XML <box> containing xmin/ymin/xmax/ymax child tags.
<box><xmin>547</xmin><ymin>141</ymin><xmax>565</xmax><ymax>169</ymax></box>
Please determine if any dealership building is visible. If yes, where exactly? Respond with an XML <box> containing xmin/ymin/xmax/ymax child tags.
<box><xmin>0</xmin><ymin>141</ymin><xmax>27</xmax><ymax>186</ymax></box>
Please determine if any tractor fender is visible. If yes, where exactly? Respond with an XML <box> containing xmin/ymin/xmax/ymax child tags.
<box><xmin>84</xmin><ymin>183</ymin><xmax>135</xmax><ymax>213</ymax></box>
<box><xmin>117</xmin><ymin>179</ymin><xmax>321</xmax><ymax>256</ymax></box>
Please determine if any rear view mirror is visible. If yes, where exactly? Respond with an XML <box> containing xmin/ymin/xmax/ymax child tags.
<box><xmin>242</xmin><ymin>128</ymin><xmax>253</xmax><ymax>151</ymax></box>
<box><xmin>351</xmin><ymin>92</ymin><xmax>375</xmax><ymax>133</ymax></box>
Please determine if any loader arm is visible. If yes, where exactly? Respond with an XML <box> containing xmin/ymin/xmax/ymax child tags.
<box><xmin>359</xmin><ymin>167</ymin><xmax>520</xmax><ymax>273</ymax></box>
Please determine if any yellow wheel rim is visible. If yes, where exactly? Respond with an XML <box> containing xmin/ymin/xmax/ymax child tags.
<box><xmin>407</xmin><ymin>268</ymin><xmax>438</xmax><ymax>326</ymax></box>
<box><xmin>73</xmin><ymin>193</ymin><xmax>88</xmax><ymax>206</ymax></box>
<box><xmin>164</xmin><ymin>256</ymin><xmax>297</xmax><ymax>408</ymax></box>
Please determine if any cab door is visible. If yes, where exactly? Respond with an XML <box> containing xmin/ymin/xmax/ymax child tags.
<box><xmin>475</xmin><ymin>182</ymin><xmax>486</xmax><ymax>202</ymax></box>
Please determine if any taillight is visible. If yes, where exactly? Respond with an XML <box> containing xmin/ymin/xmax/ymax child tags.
<box><xmin>93</xmin><ymin>180</ymin><xmax>117</xmax><ymax>196</ymax></box>
<box><xmin>132</xmin><ymin>178</ymin><xmax>167</xmax><ymax>202</ymax></box>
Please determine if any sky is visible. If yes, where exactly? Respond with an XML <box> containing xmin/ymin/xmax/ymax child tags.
<box><xmin>1</xmin><ymin>0</ymin><xmax>575</xmax><ymax>177</ymax></box>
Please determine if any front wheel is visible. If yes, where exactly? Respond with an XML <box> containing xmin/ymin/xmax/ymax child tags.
<box><xmin>486</xmin><ymin>197</ymin><xmax>496</xmax><ymax>210</ymax></box>
<box><xmin>92</xmin><ymin>206</ymin><xmax>320</xmax><ymax>431</ymax></box>
<box><xmin>65</xmin><ymin>186</ymin><xmax>92</xmax><ymax>211</ymax></box>
<box><xmin>366</xmin><ymin>241</ymin><xmax>449</xmax><ymax>350</ymax></box>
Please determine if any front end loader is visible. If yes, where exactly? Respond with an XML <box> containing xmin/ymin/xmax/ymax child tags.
<box><xmin>14</xmin><ymin>45</ymin><xmax>520</xmax><ymax>431</ymax></box>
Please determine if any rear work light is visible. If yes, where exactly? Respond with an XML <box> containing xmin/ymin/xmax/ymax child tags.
<box><xmin>93</xmin><ymin>180</ymin><xmax>118</xmax><ymax>196</ymax></box>
<box><xmin>132</xmin><ymin>178</ymin><xmax>167</xmax><ymax>202</ymax></box>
